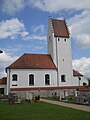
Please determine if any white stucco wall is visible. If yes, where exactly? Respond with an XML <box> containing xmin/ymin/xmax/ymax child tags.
<box><xmin>6</xmin><ymin>69</ymin><xmax>10</xmax><ymax>95</ymax></box>
<box><xmin>48</xmin><ymin>19</ymin><xmax>57</xmax><ymax>67</ymax></box>
<box><xmin>80</xmin><ymin>76</ymin><xmax>89</xmax><ymax>85</ymax></box>
<box><xmin>8</xmin><ymin>69</ymin><xmax>57</xmax><ymax>90</ymax></box>
<box><xmin>73</xmin><ymin>76</ymin><xmax>88</xmax><ymax>86</ymax></box>
<box><xmin>57</xmin><ymin>37</ymin><xmax>73</xmax><ymax>86</ymax></box>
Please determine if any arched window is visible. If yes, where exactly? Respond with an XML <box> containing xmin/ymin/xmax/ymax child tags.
<box><xmin>61</xmin><ymin>75</ymin><xmax>66</xmax><ymax>82</ymax></box>
<box><xmin>45</xmin><ymin>74</ymin><xmax>50</xmax><ymax>85</ymax></box>
<box><xmin>29</xmin><ymin>74</ymin><xmax>34</xmax><ymax>86</ymax></box>
<box><xmin>12</xmin><ymin>74</ymin><xmax>17</xmax><ymax>81</ymax></box>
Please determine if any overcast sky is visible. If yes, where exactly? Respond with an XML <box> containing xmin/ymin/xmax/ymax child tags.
<box><xmin>0</xmin><ymin>0</ymin><xmax>90</xmax><ymax>78</ymax></box>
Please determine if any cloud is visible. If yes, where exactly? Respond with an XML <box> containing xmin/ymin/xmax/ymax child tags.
<box><xmin>35</xmin><ymin>46</ymin><xmax>44</xmax><ymax>50</ymax></box>
<box><xmin>0</xmin><ymin>51</ymin><xmax>18</xmax><ymax>78</ymax></box>
<box><xmin>2</xmin><ymin>0</ymin><xmax>25</xmax><ymax>15</ymax></box>
<box><xmin>3</xmin><ymin>44</ymin><xmax>25</xmax><ymax>55</ymax></box>
<box><xmin>31</xmin><ymin>24</ymin><xmax>45</xmax><ymax>34</ymax></box>
<box><xmin>0</xmin><ymin>19</ymin><xmax>46</xmax><ymax>41</ymax></box>
<box><xmin>0</xmin><ymin>18</ymin><xmax>30</xmax><ymax>40</ymax></box>
<box><xmin>28</xmin><ymin>0</ymin><xmax>90</xmax><ymax>13</ymax></box>
<box><xmin>29</xmin><ymin>24</ymin><xmax>47</xmax><ymax>41</ymax></box>
<box><xmin>28</xmin><ymin>0</ymin><xmax>90</xmax><ymax>49</ymax></box>
<box><xmin>72</xmin><ymin>57</ymin><xmax>90</xmax><ymax>78</ymax></box>
<box><xmin>2</xmin><ymin>0</ymin><xmax>90</xmax><ymax>15</ymax></box>
<box><xmin>69</xmin><ymin>10</ymin><xmax>90</xmax><ymax>49</ymax></box>
<box><xmin>29</xmin><ymin>35</ymin><xmax>47</xmax><ymax>41</ymax></box>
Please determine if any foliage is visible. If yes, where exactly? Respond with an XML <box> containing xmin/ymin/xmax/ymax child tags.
<box><xmin>0</xmin><ymin>100</ymin><xmax>90</xmax><ymax>120</ymax></box>
<box><xmin>52</xmin><ymin>95</ymin><xmax>60</xmax><ymax>101</ymax></box>
<box><xmin>67</xmin><ymin>95</ymin><xmax>75</xmax><ymax>100</ymax></box>
<box><xmin>35</xmin><ymin>95</ymin><xmax>40</xmax><ymax>101</ymax></box>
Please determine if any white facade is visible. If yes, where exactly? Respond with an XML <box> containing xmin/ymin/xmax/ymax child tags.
<box><xmin>48</xmin><ymin>19</ymin><xmax>73</xmax><ymax>86</ymax></box>
<box><xmin>7</xmin><ymin>69</ymin><xmax>57</xmax><ymax>95</ymax></box>
<box><xmin>73</xmin><ymin>76</ymin><xmax>88</xmax><ymax>86</ymax></box>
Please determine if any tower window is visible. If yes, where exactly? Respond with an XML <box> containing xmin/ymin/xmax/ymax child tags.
<box><xmin>78</xmin><ymin>77</ymin><xmax>81</xmax><ymax>80</ymax></box>
<box><xmin>61</xmin><ymin>75</ymin><xmax>66</xmax><ymax>82</ymax></box>
<box><xmin>64</xmin><ymin>39</ymin><xmax>66</xmax><ymax>42</ymax></box>
<box><xmin>45</xmin><ymin>74</ymin><xmax>50</xmax><ymax>85</ymax></box>
<box><xmin>83</xmin><ymin>82</ymin><xmax>87</xmax><ymax>86</ymax></box>
<box><xmin>58</xmin><ymin>38</ymin><xmax>60</xmax><ymax>41</ymax></box>
<box><xmin>29</xmin><ymin>74</ymin><xmax>34</xmax><ymax>86</ymax></box>
<box><xmin>12</xmin><ymin>84</ymin><xmax>17</xmax><ymax>86</ymax></box>
<box><xmin>12</xmin><ymin>74</ymin><xmax>17</xmax><ymax>81</ymax></box>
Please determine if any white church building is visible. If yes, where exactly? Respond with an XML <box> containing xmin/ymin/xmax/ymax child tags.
<box><xmin>5</xmin><ymin>18</ymin><xmax>88</xmax><ymax>98</ymax></box>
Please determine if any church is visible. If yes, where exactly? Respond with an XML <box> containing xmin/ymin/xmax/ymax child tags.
<box><xmin>5</xmin><ymin>18</ymin><xmax>88</xmax><ymax>98</ymax></box>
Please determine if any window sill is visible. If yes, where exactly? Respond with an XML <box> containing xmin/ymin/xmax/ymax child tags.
<box><xmin>29</xmin><ymin>84</ymin><xmax>34</xmax><ymax>86</ymax></box>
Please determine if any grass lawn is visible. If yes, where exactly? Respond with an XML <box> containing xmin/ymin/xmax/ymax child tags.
<box><xmin>0</xmin><ymin>100</ymin><xmax>90</xmax><ymax>120</ymax></box>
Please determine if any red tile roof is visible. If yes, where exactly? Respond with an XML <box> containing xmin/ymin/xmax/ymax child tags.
<box><xmin>6</xmin><ymin>54</ymin><xmax>57</xmax><ymax>70</ymax></box>
<box><xmin>51</xmin><ymin>18</ymin><xmax>69</xmax><ymax>38</ymax></box>
<box><xmin>0</xmin><ymin>77</ymin><xmax>7</xmax><ymax>84</ymax></box>
<box><xmin>6</xmin><ymin>53</ymin><xmax>83</xmax><ymax>78</ymax></box>
<box><xmin>73</xmin><ymin>70</ymin><xmax>83</xmax><ymax>77</ymax></box>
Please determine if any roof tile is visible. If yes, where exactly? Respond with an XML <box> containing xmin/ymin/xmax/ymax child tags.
<box><xmin>6</xmin><ymin>54</ymin><xmax>57</xmax><ymax>70</ymax></box>
<box><xmin>73</xmin><ymin>70</ymin><xmax>83</xmax><ymax>77</ymax></box>
<box><xmin>0</xmin><ymin>77</ymin><xmax>7</xmax><ymax>84</ymax></box>
<box><xmin>51</xmin><ymin>18</ymin><xmax>69</xmax><ymax>38</ymax></box>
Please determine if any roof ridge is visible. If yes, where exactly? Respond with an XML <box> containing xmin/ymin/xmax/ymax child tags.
<box><xmin>24</xmin><ymin>53</ymin><xmax>50</xmax><ymax>55</ymax></box>
<box><xmin>73</xmin><ymin>69</ymin><xmax>83</xmax><ymax>76</ymax></box>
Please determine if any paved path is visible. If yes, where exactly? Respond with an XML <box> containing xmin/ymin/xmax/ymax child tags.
<box><xmin>40</xmin><ymin>98</ymin><xmax>90</xmax><ymax>112</ymax></box>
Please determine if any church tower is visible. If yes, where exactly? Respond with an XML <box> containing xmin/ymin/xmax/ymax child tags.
<box><xmin>48</xmin><ymin>18</ymin><xmax>73</xmax><ymax>86</ymax></box>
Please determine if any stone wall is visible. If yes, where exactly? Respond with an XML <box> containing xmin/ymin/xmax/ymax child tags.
<box><xmin>10</xmin><ymin>89</ymin><xmax>76</xmax><ymax>100</ymax></box>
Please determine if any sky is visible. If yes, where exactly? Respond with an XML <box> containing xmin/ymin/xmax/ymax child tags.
<box><xmin>0</xmin><ymin>0</ymin><xmax>90</xmax><ymax>78</ymax></box>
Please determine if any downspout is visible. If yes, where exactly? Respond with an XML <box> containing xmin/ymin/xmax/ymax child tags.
<box><xmin>7</xmin><ymin>68</ymin><xmax>10</xmax><ymax>95</ymax></box>
<box><xmin>56</xmin><ymin>37</ymin><xmax>59</xmax><ymax>86</ymax></box>
<box><xmin>8</xmin><ymin>69</ymin><xmax>10</xmax><ymax>94</ymax></box>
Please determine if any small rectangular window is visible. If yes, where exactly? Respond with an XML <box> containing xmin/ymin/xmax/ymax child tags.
<box><xmin>58</xmin><ymin>38</ymin><xmax>60</xmax><ymax>41</ymax></box>
<box><xmin>61</xmin><ymin>75</ymin><xmax>66</xmax><ymax>82</ymax></box>
<box><xmin>83</xmin><ymin>82</ymin><xmax>87</xmax><ymax>86</ymax></box>
<box><xmin>12</xmin><ymin>74</ymin><xmax>17</xmax><ymax>81</ymax></box>
<box><xmin>64</xmin><ymin>39</ymin><xmax>66</xmax><ymax>42</ymax></box>
<box><xmin>12</xmin><ymin>84</ymin><xmax>17</xmax><ymax>86</ymax></box>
